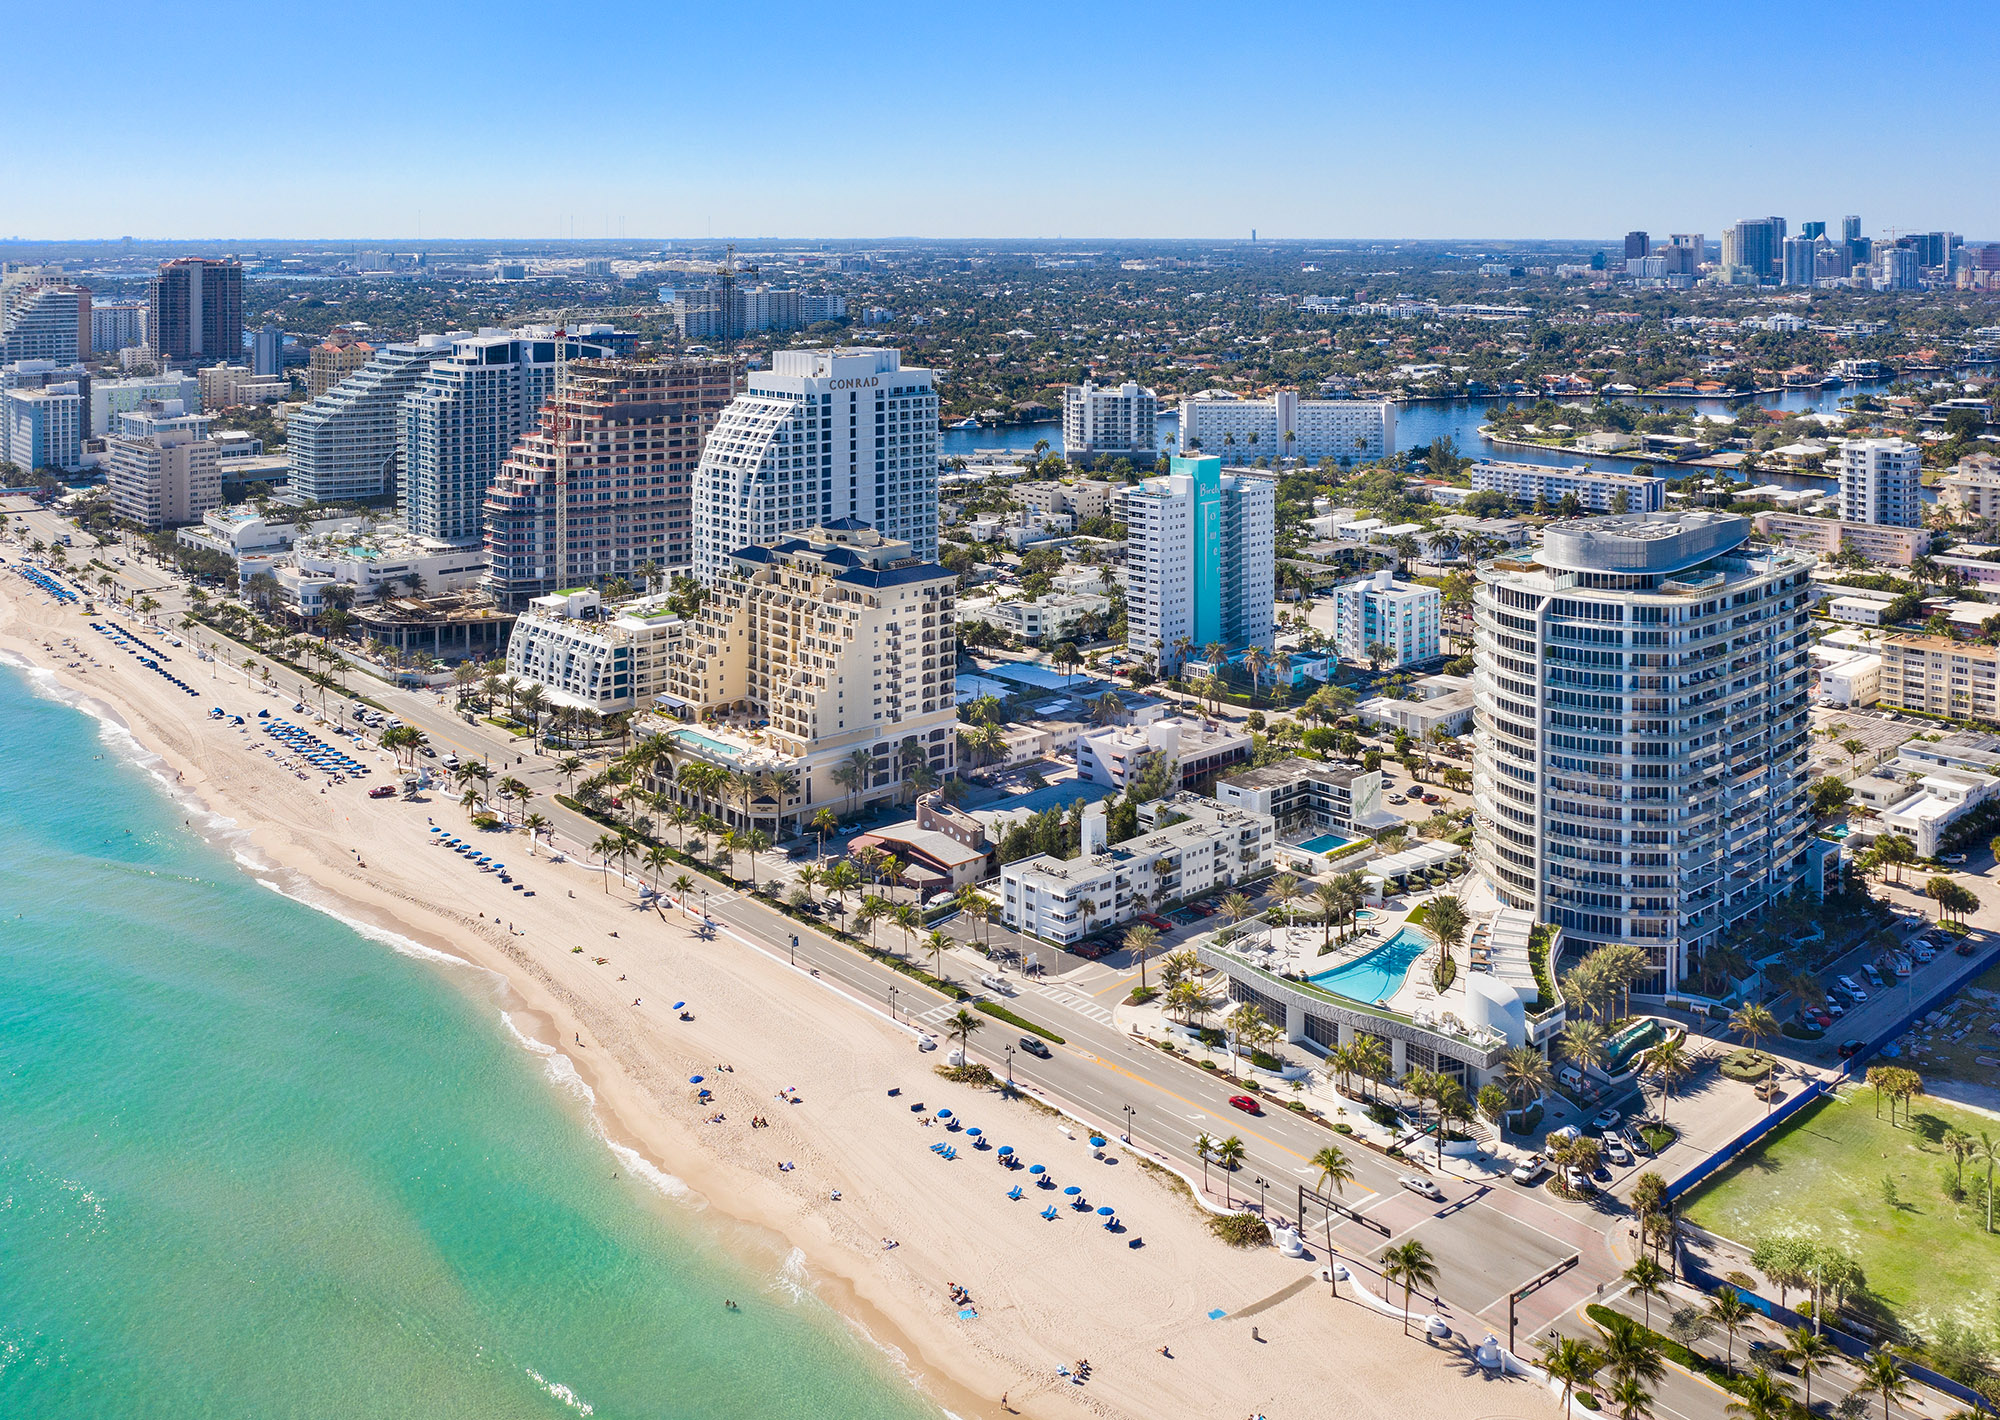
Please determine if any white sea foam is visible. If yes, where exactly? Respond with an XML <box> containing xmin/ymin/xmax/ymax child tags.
<box><xmin>770</xmin><ymin>1245</ymin><xmax>815</xmax><ymax>1304</ymax></box>
<box><xmin>605</xmin><ymin>1140</ymin><xmax>691</xmax><ymax>1202</ymax></box>
<box><xmin>523</xmin><ymin>1367</ymin><xmax>594</xmax><ymax>1416</ymax></box>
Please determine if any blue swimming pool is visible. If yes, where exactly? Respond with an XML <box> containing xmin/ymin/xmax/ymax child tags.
<box><xmin>1309</xmin><ymin>926</ymin><xmax>1433</xmax><ymax>1005</ymax></box>
<box><xmin>1298</xmin><ymin>832</ymin><xmax>1360</xmax><ymax>855</ymax></box>
<box><xmin>674</xmin><ymin>728</ymin><xmax>742</xmax><ymax>761</ymax></box>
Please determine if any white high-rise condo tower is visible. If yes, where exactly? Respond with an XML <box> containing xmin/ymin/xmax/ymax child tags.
<box><xmin>1063</xmin><ymin>380</ymin><xmax>1157</xmax><ymax>464</ymax></box>
<box><xmin>692</xmin><ymin>347</ymin><xmax>936</xmax><ymax>583</ymax></box>
<box><xmin>1472</xmin><ymin>511</ymin><xmax>1814</xmax><ymax>992</ymax></box>
<box><xmin>1839</xmin><ymin>438</ymin><xmax>1921</xmax><ymax>527</ymax></box>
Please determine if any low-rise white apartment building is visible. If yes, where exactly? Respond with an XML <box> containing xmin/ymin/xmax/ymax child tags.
<box><xmin>503</xmin><ymin>588</ymin><xmax>686</xmax><ymax>712</ymax></box>
<box><xmin>273</xmin><ymin>526</ymin><xmax>487</xmax><ymax>614</ymax></box>
<box><xmin>1358</xmin><ymin>673</ymin><xmax>1476</xmax><ymax>735</ymax></box>
<box><xmin>1467</xmin><ymin>459</ymin><xmax>1667</xmax><ymax>513</ymax></box>
<box><xmin>1214</xmin><ymin>756</ymin><xmax>1386</xmax><ymax>832</ymax></box>
<box><xmin>969</xmin><ymin>593</ymin><xmax>1110</xmax><ymax>643</ymax></box>
<box><xmin>1179</xmin><ymin>389</ymin><xmax>1395</xmax><ymax>465</ymax></box>
<box><xmin>1016</xmin><ymin>478</ymin><xmax>1120</xmax><ymax>521</ymax></box>
<box><xmin>1000</xmin><ymin>796</ymin><xmax>1274</xmax><ymax>945</ymax></box>
<box><xmin>1752</xmin><ymin>511</ymin><xmax>1931</xmax><ymax>566</ymax></box>
<box><xmin>1076</xmin><ymin>715</ymin><xmax>1252</xmax><ymax>791</ymax></box>
<box><xmin>1813</xmin><ymin>645</ymin><xmax>1881</xmax><ymax>706</ymax></box>
<box><xmin>1330</xmin><ymin>568</ymin><xmax>1441</xmax><ymax>669</ymax></box>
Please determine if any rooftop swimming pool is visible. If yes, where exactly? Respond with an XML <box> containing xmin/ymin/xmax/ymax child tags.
<box><xmin>673</xmin><ymin>728</ymin><xmax>743</xmax><ymax>761</ymax></box>
<box><xmin>1309</xmin><ymin>925</ymin><xmax>1433</xmax><ymax>1005</ymax></box>
<box><xmin>1297</xmin><ymin>832</ymin><xmax>1360</xmax><ymax>855</ymax></box>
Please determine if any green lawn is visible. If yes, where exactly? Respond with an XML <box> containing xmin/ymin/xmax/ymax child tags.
<box><xmin>1682</xmin><ymin>1086</ymin><xmax>2000</xmax><ymax>1334</ymax></box>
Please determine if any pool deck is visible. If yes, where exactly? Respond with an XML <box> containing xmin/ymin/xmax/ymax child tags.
<box><xmin>1256</xmin><ymin>898</ymin><xmax>1461</xmax><ymax>1017</ymax></box>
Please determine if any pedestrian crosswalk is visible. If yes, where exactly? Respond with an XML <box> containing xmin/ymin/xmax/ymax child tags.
<box><xmin>1028</xmin><ymin>983</ymin><xmax>1114</xmax><ymax>1025</ymax></box>
<box><xmin>914</xmin><ymin>1002</ymin><xmax>959</xmax><ymax>1026</ymax></box>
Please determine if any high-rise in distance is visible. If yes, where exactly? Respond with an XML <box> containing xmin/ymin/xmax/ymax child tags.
<box><xmin>1471</xmin><ymin>510</ymin><xmax>1813</xmax><ymax>992</ymax></box>
<box><xmin>148</xmin><ymin>258</ymin><xmax>243</xmax><ymax>365</ymax></box>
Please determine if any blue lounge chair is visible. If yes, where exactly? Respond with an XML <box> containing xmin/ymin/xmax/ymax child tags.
<box><xmin>1007</xmin><ymin>1185</ymin><xmax>1024</xmax><ymax>1200</ymax></box>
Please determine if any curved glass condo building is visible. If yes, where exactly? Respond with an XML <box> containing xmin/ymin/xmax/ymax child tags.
<box><xmin>1471</xmin><ymin>511</ymin><xmax>1814</xmax><ymax>992</ymax></box>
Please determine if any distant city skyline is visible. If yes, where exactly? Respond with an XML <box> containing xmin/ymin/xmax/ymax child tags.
<box><xmin>5</xmin><ymin>2</ymin><xmax>1993</xmax><ymax>241</ymax></box>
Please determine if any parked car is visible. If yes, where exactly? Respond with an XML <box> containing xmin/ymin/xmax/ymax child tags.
<box><xmin>1838</xmin><ymin>1039</ymin><xmax>1867</xmax><ymax>1059</ymax></box>
<box><xmin>1943</xmin><ymin>852</ymin><xmax>1968</xmax><ymax>865</ymax></box>
<box><xmin>1591</xmin><ymin>1107</ymin><xmax>1623</xmax><ymax>1132</ymax></box>
<box><xmin>1824</xmin><ymin>1000</ymin><xmax>1845</xmax><ymax>1018</ymax></box>
<box><xmin>1511</xmin><ymin>1154</ymin><xmax>1548</xmax><ymax>1185</ymax></box>
<box><xmin>1836</xmin><ymin>973</ymin><xmax>1861</xmax><ymax>994</ymax></box>
<box><xmin>1863</xmin><ymin>964</ymin><xmax>1884</xmax><ymax>988</ymax></box>
<box><xmin>1603</xmin><ymin>1137</ymin><xmax>1632</xmax><ymax>1166</ymax></box>
<box><xmin>1399</xmin><ymin>1176</ymin><xmax>1444</xmax><ymax>1201</ymax></box>
<box><xmin>1564</xmin><ymin>1168</ymin><xmax>1596</xmax><ymax>1194</ymax></box>
<box><xmin>367</xmin><ymin>784</ymin><xmax>396</xmax><ymax>799</ymax></box>
<box><xmin>1622</xmin><ymin>1126</ymin><xmax>1653</xmax><ymax>1157</ymax></box>
<box><xmin>1957</xmin><ymin>940</ymin><xmax>1978</xmax><ymax>956</ymax></box>
<box><xmin>1018</xmin><ymin>1037</ymin><xmax>1052</xmax><ymax>1060</ymax></box>
<box><xmin>1227</xmin><ymin>1095</ymin><xmax>1261</xmax><ymax>1115</ymax></box>
<box><xmin>1420</xmin><ymin>793</ymin><xmax>1441</xmax><ymax>805</ymax></box>
<box><xmin>916</xmin><ymin>1036</ymin><xmax>937</xmax><ymax>1053</ymax></box>
<box><xmin>1545</xmin><ymin>1125</ymin><xmax>1581</xmax><ymax>1146</ymax></box>
<box><xmin>1136</xmin><ymin>913</ymin><xmax>1174</xmax><ymax>931</ymax></box>
<box><xmin>1387</xmin><ymin>794</ymin><xmax>1408</xmax><ymax>805</ymax></box>
<box><xmin>1912</xmin><ymin>944</ymin><xmax>1936</xmax><ymax>964</ymax></box>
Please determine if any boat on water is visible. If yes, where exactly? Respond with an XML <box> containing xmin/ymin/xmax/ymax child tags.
<box><xmin>947</xmin><ymin>416</ymin><xmax>980</xmax><ymax>429</ymax></box>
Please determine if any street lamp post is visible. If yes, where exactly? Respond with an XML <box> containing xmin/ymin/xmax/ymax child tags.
<box><xmin>1004</xmin><ymin>1045</ymin><xmax>1015</xmax><ymax>1088</ymax></box>
<box><xmin>1123</xmin><ymin>1103</ymin><xmax>1136</xmax><ymax>1147</ymax></box>
<box><xmin>1255</xmin><ymin>1174</ymin><xmax>1270</xmax><ymax>1221</ymax></box>
<box><xmin>789</xmin><ymin>933</ymin><xmax>798</xmax><ymax>967</ymax></box>
<box><xmin>887</xmin><ymin>985</ymin><xmax>898</xmax><ymax>1022</ymax></box>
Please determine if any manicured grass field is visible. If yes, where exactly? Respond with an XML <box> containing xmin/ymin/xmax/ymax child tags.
<box><xmin>1682</xmin><ymin>1085</ymin><xmax>2000</xmax><ymax>1332</ymax></box>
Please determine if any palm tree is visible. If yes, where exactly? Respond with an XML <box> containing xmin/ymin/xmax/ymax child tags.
<box><xmin>1727</xmin><ymin>1367</ymin><xmax>1794</xmax><ymax>1420</ymax></box>
<box><xmin>1623</xmin><ymin>1256</ymin><xmax>1670</xmax><ymax>1329</ymax></box>
<box><xmin>521</xmin><ymin>812</ymin><xmax>549</xmax><ymax>848</ymax></box>
<box><xmin>1861</xmin><ymin>1349</ymin><xmax>1907</xmax><ymax>1420</ymax></box>
<box><xmin>590</xmin><ymin>833</ymin><xmax>622</xmax><ymax>891</ymax></box>
<box><xmin>1502</xmin><ymin>1046</ymin><xmax>1554</xmax><ymax>1127</ymax></box>
<box><xmin>1540</xmin><ymin>1336</ymin><xmax>1605</xmax><ymax>1417</ymax></box>
<box><xmin>1730</xmin><ymin>1002</ymin><xmax>1779</xmax><ymax>1065</ymax></box>
<box><xmin>642</xmin><ymin>844</ymin><xmax>672</xmax><ymax>891</ymax></box>
<box><xmin>1314</xmin><ymin>881</ymin><xmax>1344</xmax><ymax>948</ymax></box>
<box><xmin>1214</xmin><ymin>1135</ymin><xmax>1246</xmax><ymax>1205</ymax></box>
<box><xmin>1380</xmin><ymin>1239</ymin><xmax>1439</xmax><ymax>1335</ymax></box>
<box><xmin>891</xmin><ymin>902</ymin><xmax>921</xmax><ymax>958</ymax></box>
<box><xmin>1781</xmin><ymin>1326</ymin><xmax>1837</xmax><ymax>1414</ymax></box>
<box><xmin>923</xmin><ymin>929</ymin><xmax>953</xmax><ymax>981</ymax></box>
<box><xmin>671</xmin><ymin>873</ymin><xmax>695</xmax><ymax>917</ymax></box>
<box><xmin>812</xmin><ymin>807</ymin><xmax>839</xmax><ymax>861</ymax></box>
<box><xmin>1560</xmin><ymin>1019</ymin><xmax>1610</xmax><ymax>1077</ymax></box>
<box><xmin>1268</xmin><ymin>873</ymin><xmax>1301</xmax><ymax>929</ymax></box>
<box><xmin>1310</xmin><ymin>1144</ymin><xmax>1353</xmax><ymax>1199</ymax></box>
<box><xmin>1643</xmin><ymin>1035</ymin><xmax>1692</xmax><ymax>1127</ymax></box>
<box><xmin>1707</xmin><ymin>1288</ymin><xmax>1755</xmax><ymax>1374</ymax></box>
<box><xmin>822</xmin><ymin>861</ymin><xmax>861</xmax><ymax>932</ymax></box>
<box><xmin>1194</xmin><ymin>1131</ymin><xmax>1216</xmax><ymax>1193</ymax></box>
<box><xmin>1124</xmin><ymin>923</ymin><xmax>1161</xmax><ymax>988</ymax></box>
<box><xmin>1608</xmin><ymin>1377</ymin><xmax>1654</xmax><ymax>1420</ymax></box>
<box><xmin>1977</xmin><ymin>1131</ymin><xmax>1999</xmax><ymax>1235</ymax></box>
<box><xmin>934</xmin><ymin>1006</ymin><xmax>984</xmax><ymax>1064</ymax></box>
<box><xmin>856</xmin><ymin>894</ymin><xmax>889</xmax><ymax>951</ymax></box>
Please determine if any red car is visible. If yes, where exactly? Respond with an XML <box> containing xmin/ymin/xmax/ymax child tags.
<box><xmin>1136</xmin><ymin>913</ymin><xmax>1174</xmax><ymax>931</ymax></box>
<box><xmin>1227</xmin><ymin>1095</ymin><xmax>1261</xmax><ymax>1115</ymax></box>
<box><xmin>367</xmin><ymin>784</ymin><xmax>396</xmax><ymax>799</ymax></box>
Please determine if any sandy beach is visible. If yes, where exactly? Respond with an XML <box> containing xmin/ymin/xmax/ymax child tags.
<box><xmin>0</xmin><ymin>574</ymin><xmax>1551</xmax><ymax>1420</ymax></box>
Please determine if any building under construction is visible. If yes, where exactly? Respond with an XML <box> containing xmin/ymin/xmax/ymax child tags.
<box><xmin>481</xmin><ymin>357</ymin><xmax>733</xmax><ymax>608</ymax></box>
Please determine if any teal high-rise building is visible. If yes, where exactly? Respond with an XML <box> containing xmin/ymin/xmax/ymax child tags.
<box><xmin>1122</xmin><ymin>454</ymin><xmax>1274</xmax><ymax>674</ymax></box>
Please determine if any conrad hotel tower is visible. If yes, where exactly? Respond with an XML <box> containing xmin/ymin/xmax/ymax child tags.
<box><xmin>1471</xmin><ymin>510</ymin><xmax>1814</xmax><ymax>992</ymax></box>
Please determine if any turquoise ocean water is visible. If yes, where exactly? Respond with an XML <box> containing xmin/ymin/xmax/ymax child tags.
<box><xmin>0</xmin><ymin>660</ymin><xmax>941</xmax><ymax>1420</ymax></box>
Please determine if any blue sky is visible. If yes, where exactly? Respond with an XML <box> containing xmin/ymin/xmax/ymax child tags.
<box><xmin>10</xmin><ymin>2</ymin><xmax>1991</xmax><ymax>241</ymax></box>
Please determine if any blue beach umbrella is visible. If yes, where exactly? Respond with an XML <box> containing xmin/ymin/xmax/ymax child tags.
<box><xmin>1063</xmin><ymin>1186</ymin><xmax>1082</xmax><ymax>1196</ymax></box>
<box><xmin>1028</xmin><ymin>1164</ymin><xmax>1044</xmax><ymax>1175</ymax></box>
<box><xmin>936</xmin><ymin>1109</ymin><xmax>952</xmax><ymax>1119</ymax></box>
<box><xmin>997</xmin><ymin>1146</ymin><xmax>1013</xmax><ymax>1156</ymax></box>
<box><xmin>689</xmin><ymin>1075</ymin><xmax>704</xmax><ymax>1084</ymax></box>
<box><xmin>966</xmin><ymin>1127</ymin><xmax>982</xmax><ymax>1138</ymax></box>
<box><xmin>1088</xmin><ymin>1136</ymin><xmax>1106</xmax><ymax>1147</ymax></box>
<box><xmin>1096</xmin><ymin>1206</ymin><xmax>1115</xmax><ymax>1216</ymax></box>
